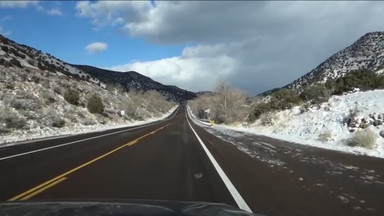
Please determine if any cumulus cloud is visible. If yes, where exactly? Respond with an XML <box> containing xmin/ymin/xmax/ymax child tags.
<box><xmin>85</xmin><ymin>42</ymin><xmax>108</xmax><ymax>54</ymax></box>
<box><xmin>111</xmin><ymin>53</ymin><xmax>236</xmax><ymax>92</ymax></box>
<box><xmin>76</xmin><ymin>1</ymin><xmax>151</xmax><ymax>27</ymax></box>
<box><xmin>77</xmin><ymin>1</ymin><xmax>384</xmax><ymax>94</ymax></box>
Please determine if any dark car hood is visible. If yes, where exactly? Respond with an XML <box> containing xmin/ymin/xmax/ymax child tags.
<box><xmin>0</xmin><ymin>200</ymin><xmax>265</xmax><ymax>216</ymax></box>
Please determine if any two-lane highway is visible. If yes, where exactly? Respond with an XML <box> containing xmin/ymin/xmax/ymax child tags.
<box><xmin>0</xmin><ymin>106</ymin><xmax>244</xmax><ymax>211</ymax></box>
<box><xmin>3</xmin><ymin>105</ymin><xmax>384</xmax><ymax>216</ymax></box>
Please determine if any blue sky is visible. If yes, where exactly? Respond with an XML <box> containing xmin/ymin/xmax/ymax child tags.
<box><xmin>0</xmin><ymin>1</ymin><xmax>183</xmax><ymax>68</ymax></box>
<box><xmin>1</xmin><ymin>1</ymin><xmax>384</xmax><ymax>94</ymax></box>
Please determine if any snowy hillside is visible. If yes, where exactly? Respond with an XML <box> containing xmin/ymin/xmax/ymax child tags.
<box><xmin>221</xmin><ymin>90</ymin><xmax>384</xmax><ymax>158</ymax></box>
<box><xmin>0</xmin><ymin>34</ymin><xmax>103</xmax><ymax>86</ymax></box>
<box><xmin>285</xmin><ymin>32</ymin><xmax>384</xmax><ymax>90</ymax></box>
<box><xmin>0</xmin><ymin>64</ymin><xmax>177</xmax><ymax>146</ymax></box>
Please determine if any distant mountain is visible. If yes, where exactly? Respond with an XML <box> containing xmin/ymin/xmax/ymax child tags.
<box><xmin>0</xmin><ymin>34</ymin><xmax>195</xmax><ymax>102</ymax></box>
<box><xmin>257</xmin><ymin>87</ymin><xmax>281</xmax><ymax>97</ymax></box>
<box><xmin>196</xmin><ymin>91</ymin><xmax>216</xmax><ymax>96</ymax></box>
<box><xmin>282</xmin><ymin>32</ymin><xmax>384</xmax><ymax>91</ymax></box>
<box><xmin>73</xmin><ymin>65</ymin><xmax>196</xmax><ymax>102</ymax></box>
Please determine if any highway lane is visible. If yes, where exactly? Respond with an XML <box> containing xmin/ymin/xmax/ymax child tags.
<box><xmin>0</xmin><ymin>106</ymin><xmax>242</xmax><ymax>211</ymax></box>
<box><xmin>0</xmin><ymin>108</ymin><xmax>180</xmax><ymax>199</ymax></box>
<box><xmin>0</xmin><ymin>107</ymin><xmax>179</xmax><ymax>160</ymax></box>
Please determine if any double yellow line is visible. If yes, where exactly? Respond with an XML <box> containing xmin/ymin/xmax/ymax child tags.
<box><xmin>8</xmin><ymin>123</ymin><xmax>171</xmax><ymax>201</ymax></box>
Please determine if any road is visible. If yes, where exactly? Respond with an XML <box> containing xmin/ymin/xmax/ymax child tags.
<box><xmin>1</xmin><ymin>106</ymin><xmax>384</xmax><ymax>216</ymax></box>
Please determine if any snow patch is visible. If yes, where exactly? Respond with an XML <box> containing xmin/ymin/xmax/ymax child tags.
<box><xmin>190</xmin><ymin>90</ymin><xmax>384</xmax><ymax>158</ymax></box>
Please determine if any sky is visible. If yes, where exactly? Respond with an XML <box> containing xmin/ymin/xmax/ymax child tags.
<box><xmin>1</xmin><ymin>1</ymin><xmax>384</xmax><ymax>95</ymax></box>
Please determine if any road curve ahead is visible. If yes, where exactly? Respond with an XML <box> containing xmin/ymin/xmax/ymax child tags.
<box><xmin>0</xmin><ymin>106</ymin><xmax>243</xmax><ymax>210</ymax></box>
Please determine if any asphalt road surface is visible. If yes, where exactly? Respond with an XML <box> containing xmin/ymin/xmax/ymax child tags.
<box><xmin>1</xmin><ymin>106</ymin><xmax>383</xmax><ymax>216</ymax></box>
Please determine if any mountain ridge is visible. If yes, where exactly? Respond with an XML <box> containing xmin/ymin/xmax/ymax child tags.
<box><xmin>0</xmin><ymin>34</ymin><xmax>195</xmax><ymax>102</ymax></box>
<box><xmin>284</xmin><ymin>31</ymin><xmax>384</xmax><ymax>90</ymax></box>
<box><xmin>73</xmin><ymin>65</ymin><xmax>196</xmax><ymax>102</ymax></box>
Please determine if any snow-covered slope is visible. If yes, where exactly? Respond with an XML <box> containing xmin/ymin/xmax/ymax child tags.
<box><xmin>0</xmin><ymin>63</ymin><xmax>178</xmax><ymax>146</ymax></box>
<box><xmin>0</xmin><ymin>34</ymin><xmax>102</xmax><ymax>86</ymax></box>
<box><xmin>285</xmin><ymin>32</ymin><xmax>384</xmax><ymax>90</ymax></box>
<box><xmin>221</xmin><ymin>90</ymin><xmax>384</xmax><ymax>158</ymax></box>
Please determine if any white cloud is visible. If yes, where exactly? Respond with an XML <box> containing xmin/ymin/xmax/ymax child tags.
<box><xmin>76</xmin><ymin>1</ymin><xmax>151</xmax><ymax>26</ymax></box>
<box><xmin>35</xmin><ymin>5</ymin><xmax>63</xmax><ymax>16</ymax></box>
<box><xmin>77</xmin><ymin>1</ymin><xmax>384</xmax><ymax>94</ymax></box>
<box><xmin>111</xmin><ymin>52</ymin><xmax>236</xmax><ymax>92</ymax></box>
<box><xmin>0</xmin><ymin>1</ymin><xmax>38</xmax><ymax>8</ymax></box>
<box><xmin>85</xmin><ymin>42</ymin><xmax>108</xmax><ymax>54</ymax></box>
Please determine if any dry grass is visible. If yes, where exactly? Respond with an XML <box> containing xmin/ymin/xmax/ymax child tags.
<box><xmin>347</xmin><ymin>129</ymin><xmax>377</xmax><ymax>149</ymax></box>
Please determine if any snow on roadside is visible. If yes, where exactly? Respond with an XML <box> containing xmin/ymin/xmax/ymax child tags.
<box><xmin>0</xmin><ymin>105</ymin><xmax>178</xmax><ymax>147</ymax></box>
<box><xmin>189</xmin><ymin>90</ymin><xmax>384</xmax><ymax>159</ymax></box>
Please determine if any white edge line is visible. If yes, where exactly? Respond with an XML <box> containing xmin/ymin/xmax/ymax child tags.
<box><xmin>185</xmin><ymin>109</ymin><xmax>253</xmax><ymax>213</ymax></box>
<box><xmin>0</xmin><ymin>106</ymin><xmax>179</xmax><ymax>161</ymax></box>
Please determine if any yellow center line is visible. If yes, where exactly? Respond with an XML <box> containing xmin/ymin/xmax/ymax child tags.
<box><xmin>8</xmin><ymin>123</ymin><xmax>172</xmax><ymax>201</ymax></box>
<box><xmin>20</xmin><ymin>177</ymin><xmax>68</xmax><ymax>201</ymax></box>
<box><xmin>127</xmin><ymin>140</ymin><xmax>138</xmax><ymax>146</ymax></box>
